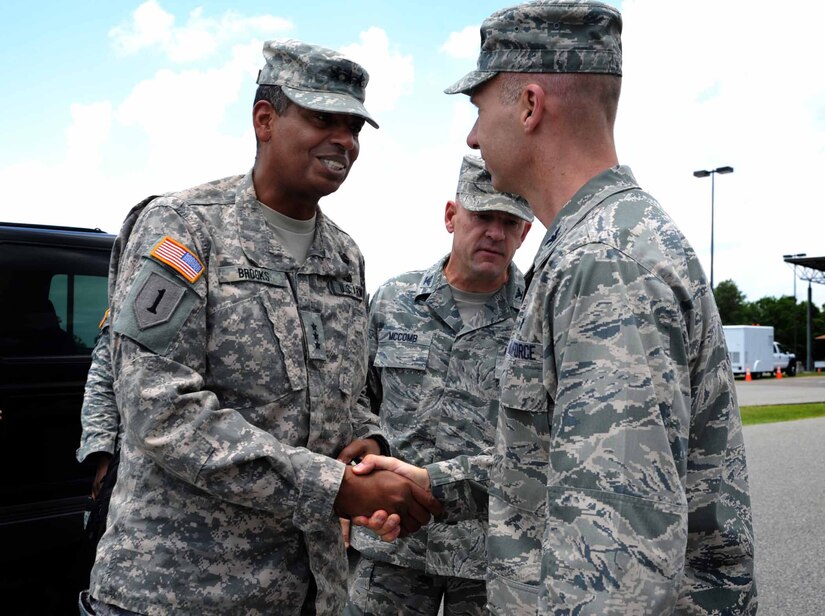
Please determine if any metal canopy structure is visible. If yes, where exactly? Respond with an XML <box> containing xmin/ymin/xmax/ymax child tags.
<box><xmin>783</xmin><ymin>255</ymin><xmax>825</xmax><ymax>370</ymax></box>
<box><xmin>782</xmin><ymin>255</ymin><xmax>825</xmax><ymax>284</ymax></box>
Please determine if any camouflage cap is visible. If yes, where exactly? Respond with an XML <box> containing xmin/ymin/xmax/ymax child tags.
<box><xmin>456</xmin><ymin>155</ymin><xmax>533</xmax><ymax>222</ymax></box>
<box><xmin>258</xmin><ymin>39</ymin><xmax>379</xmax><ymax>128</ymax></box>
<box><xmin>445</xmin><ymin>0</ymin><xmax>622</xmax><ymax>95</ymax></box>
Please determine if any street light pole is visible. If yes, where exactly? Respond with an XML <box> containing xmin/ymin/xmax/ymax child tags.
<box><xmin>693</xmin><ymin>165</ymin><xmax>734</xmax><ymax>290</ymax></box>
<box><xmin>783</xmin><ymin>253</ymin><xmax>807</xmax><ymax>357</ymax></box>
<box><xmin>807</xmin><ymin>280</ymin><xmax>814</xmax><ymax>372</ymax></box>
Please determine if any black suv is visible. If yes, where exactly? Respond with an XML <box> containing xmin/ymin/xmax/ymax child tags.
<box><xmin>0</xmin><ymin>222</ymin><xmax>114</xmax><ymax>614</ymax></box>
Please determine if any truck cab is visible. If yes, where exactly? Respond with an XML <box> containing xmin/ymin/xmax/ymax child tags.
<box><xmin>773</xmin><ymin>341</ymin><xmax>797</xmax><ymax>376</ymax></box>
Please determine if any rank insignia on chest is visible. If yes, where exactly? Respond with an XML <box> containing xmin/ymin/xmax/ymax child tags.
<box><xmin>300</xmin><ymin>310</ymin><xmax>327</xmax><ymax>361</ymax></box>
<box><xmin>150</xmin><ymin>236</ymin><xmax>204</xmax><ymax>284</ymax></box>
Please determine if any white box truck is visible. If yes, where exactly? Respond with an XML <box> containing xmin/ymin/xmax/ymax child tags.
<box><xmin>723</xmin><ymin>325</ymin><xmax>776</xmax><ymax>378</ymax></box>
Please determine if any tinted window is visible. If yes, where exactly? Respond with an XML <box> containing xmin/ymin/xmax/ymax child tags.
<box><xmin>0</xmin><ymin>243</ymin><xmax>108</xmax><ymax>357</ymax></box>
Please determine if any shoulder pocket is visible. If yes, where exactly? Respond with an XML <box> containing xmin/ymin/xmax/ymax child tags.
<box><xmin>493</xmin><ymin>349</ymin><xmax>551</xmax><ymax>515</ymax></box>
<box><xmin>499</xmin><ymin>339</ymin><xmax>547</xmax><ymax>413</ymax></box>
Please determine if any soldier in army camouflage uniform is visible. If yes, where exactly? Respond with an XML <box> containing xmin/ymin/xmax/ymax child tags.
<box><xmin>354</xmin><ymin>2</ymin><xmax>757</xmax><ymax>614</ymax></box>
<box><xmin>77</xmin><ymin>200</ymin><xmax>152</xmax><ymax>505</ymax></box>
<box><xmin>77</xmin><ymin>325</ymin><xmax>117</xmax><ymax>497</ymax></box>
<box><xmin>75</xmin><ymin>202</ymin><xmax>158</xmax><ymax>586</ymax></box>
<box><xmin>345</xmin><ymin>156</ymin><xmax>531</xmax><ymax>616</ymax></box>
<box><xmin>81</xmin><ymin>40</ymin><xmax>440</xmax><ymax>616</ymax></box>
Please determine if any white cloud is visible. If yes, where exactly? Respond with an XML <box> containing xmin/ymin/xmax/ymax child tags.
<box><xmin>65</xmin><ymin>101</ymin><xmax>113</xmax><ymax>170</ymax></box>
<box><xmin>109</xmin><ymin>0</ymin><xmax>292</xmax><ymax>63</ymax></box>
<box><xmin>440</xmin><ymin>25</ymin><xmax>480</xmax><ymax>60</ymax></box>
<box><xmin>109</xmin><ymin>0</ymin><xmax>174</xmax><ymax>55</ymax></box>
<box><xmin>340</xmin><ymin>28</ymin><xmax>414</xmax><ymax>114</ymax></box>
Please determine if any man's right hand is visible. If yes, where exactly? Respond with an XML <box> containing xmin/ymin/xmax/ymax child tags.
<box><xmin>351</xmin><ymin>454</ymin><xmax>430</xmax><ymax>489</ymax></box>
<box><xmin>91</xmin><ymin>453</ymin><xmax>113</xmax><ymax>500</ymax></box>
<box><xmin>333</xmin><ymin>466</ymin><xmax>442</xmax><ymax>536</ymax></box>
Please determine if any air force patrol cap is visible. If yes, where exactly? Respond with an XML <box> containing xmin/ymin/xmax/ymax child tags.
<box><xmin>258</xmin><ymin>39</ymin><xmax>379</xmax><ymax>128</ymax></box>
<box><xmin>445</xmin><ymin>0</ymin><xmax>622</xmax><ymax>95</ymax></box>
<box><xmin>456</xmin><ymin>155</ymin><xmax>533</xmax><ymax>222</ymax></box>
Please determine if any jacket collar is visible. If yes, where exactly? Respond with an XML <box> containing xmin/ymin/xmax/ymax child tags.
<box><xmin>235</xmin><ymin>172</ymin><xmax>354</xmax><ymax>278</ymax></box>
<box><xmin>415</xmin><ymin>255</ymin><xmax>525</xmax><ymax>333</ymax></box>
<box><xmin>530</xmin><ymin>165</ymin><xmax>640</xmax><ymax>274</ymax></box>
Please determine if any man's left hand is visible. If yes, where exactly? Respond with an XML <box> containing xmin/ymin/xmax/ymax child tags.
<box><xmin>338</xmin><ymin>438</ymin><xmax>381</xmax><ymax>465</ymax></box>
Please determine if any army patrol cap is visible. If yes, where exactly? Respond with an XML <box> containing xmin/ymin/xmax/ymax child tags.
<box><xmin>258</xmin><ymin>39</ymin><xmax>379</xmax><ymax>128</ymax></box>
<box><xmin>456</xmin><ymin>155</ymin><xmax>533</xmax><ymax>222</ymax></box>
<box><xmin>445</xmin><ymin>0</ymin><xmax>622</xmax><ymax>95</ymax></box>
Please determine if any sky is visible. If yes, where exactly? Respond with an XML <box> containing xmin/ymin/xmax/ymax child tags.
<box><xmin>1</xmin><ymin>0</ymin><xmax>823</xmax><ymax>308</ymax></box>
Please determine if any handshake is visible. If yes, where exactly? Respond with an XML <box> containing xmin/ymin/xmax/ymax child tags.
<box><xmin>333</xmin><ymin>442</ymin><xmax>435</xmax><ymax>543</ymax></box>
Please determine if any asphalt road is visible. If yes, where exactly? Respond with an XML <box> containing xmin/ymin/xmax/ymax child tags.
<box><xmin>735</xmin><ymin>374</ymin><xmax>825</xmax><ymax>406</ymax></box>
<box><xmin>744</xmin><ymin>416</ymin><xmax>825</xmax><ymax>614</ymax></box>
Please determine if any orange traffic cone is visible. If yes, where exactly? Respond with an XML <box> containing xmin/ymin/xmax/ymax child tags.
<box><xmin>745</xmin><ymin>369</ymin><xmax>752</xmax><ymax>382</ymax></box>
<box><xmin>776</xmin><ymin>366</ymin><xmax>783</xmax><ymax>379</ymax></box>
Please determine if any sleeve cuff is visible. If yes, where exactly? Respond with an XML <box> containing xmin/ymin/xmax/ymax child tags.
<box><xmin>76</xmin><ymin>438</ymin><xmax>117</xmax><ymax>463</ymax></box>
<box><xmin>366</xmin><ymin>434</ymin><xmax>391</xmax><ymax>457</ymax></box>
<box><xmin>292</xmin><ymin>453</ymin><xmax>346</xmax><ymax>533</ymax></box>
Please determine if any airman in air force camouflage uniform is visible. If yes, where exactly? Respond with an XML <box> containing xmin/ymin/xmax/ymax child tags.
<box><xmin>442</xmin><ymin>2</ymin><xmax>757</xmax><ymax>614</ymax></box>
<box><xmin>83</xmin><ymin>40</ymin><xmax>440</xmax><ymax>616</ymax></box>
<box><xmin>346</xmin><ymin>156</ymin><xmax>531</xmax><ymax>615</ymax></box>
<box><xmin>355</xmin><ymin>2</ymin><xmax>756</xmax><ymax>614</ymax></box>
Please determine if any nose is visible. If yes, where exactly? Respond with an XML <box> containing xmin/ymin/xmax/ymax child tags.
<box><xmin>467</xmin><ymin>119</ymin><xmax>480</xmax><ymax>150</ymax></box>
<box><xmin>486</xmin><ymin>219</ymin><xmax>505</xmax><ymax>241</ymax></box>
<box><xmin>330</xmin><ymin>121</ymin><xmax>358</xmax><ymax>152</ymax></box>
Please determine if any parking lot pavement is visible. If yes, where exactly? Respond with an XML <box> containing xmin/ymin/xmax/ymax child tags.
<box><xmin>744</xmin><ymin>416</ymin><xmax>825</xmax><ymax>614</ymax></box>
<box><xmin>735</xmin><ymin>374</ymin><xmax>825</xmax><ymax>406</ymax></box>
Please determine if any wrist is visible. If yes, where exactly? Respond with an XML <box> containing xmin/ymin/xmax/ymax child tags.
<box><xmin>366</xmin><ymin>435</ymin><xmax>390</xmax><ymax>456</ymax></box>
<box><xmin>333</xmin><ymin>466</ymin><xmax>354</xmax><ymax>518</ymax></box>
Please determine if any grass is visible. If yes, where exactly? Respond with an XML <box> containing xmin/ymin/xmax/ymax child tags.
<box><xmin>740</xmin><ymin>402</ymin><xmax>825</xmax><ymax>426</ymax></box>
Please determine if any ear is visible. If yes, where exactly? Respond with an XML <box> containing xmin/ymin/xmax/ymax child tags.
<box><xmin>444</xmin><ymin>200</ymin><xmax>458</xmax><ymax>233</ymax></box>
<box><xmin>518</xmin><ymin>222</ymin><xmax>532</xmax><ymax>245</ymax></box>
<box><xmin>253</xmin><ymin>100</ymin><xmax>276</xmax><ymax>143</ymax></box>
<box><xmin>519</xmin><ymin>84</ymin><xmax>545</xmax><ymax>133</ymax></box>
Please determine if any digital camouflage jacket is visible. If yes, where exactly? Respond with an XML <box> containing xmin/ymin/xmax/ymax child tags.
<box><xmin>90</xmin><ymin>173</ymin><xmax>381</xmax><ymax>615</ymax></box>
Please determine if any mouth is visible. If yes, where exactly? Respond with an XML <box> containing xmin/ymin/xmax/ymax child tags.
<box><xmin>477</xmin><ymin>247</ymin><xmax>504</xmax><ymax>258</ymax></box>
<box><xmin>318</xmin><ymin>156</ymin><xmax>348</xmax><ymax>174</ymax></box>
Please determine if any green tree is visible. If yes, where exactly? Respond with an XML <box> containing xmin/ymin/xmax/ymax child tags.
<box><xmin>749</xmin><ymin>295</ymin><xmax>799</xmax><ymax>353</ymax></box>
<box><xmin>714</xmin><ymin>279</ymin><xmax>750</xmax><ymax>324</ymax></box>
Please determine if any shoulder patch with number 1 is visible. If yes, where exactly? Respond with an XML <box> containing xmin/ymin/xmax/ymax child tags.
<box><xmin>150</xmin><ymin>236</ymin><xmax>204</xmax><ymax>283</ymax></box>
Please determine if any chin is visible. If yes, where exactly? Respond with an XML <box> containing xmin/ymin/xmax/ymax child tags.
<box><xmin>316</xmin><ymin>178</ymin><xmax>346</xmax><ymax>197</ymax></box>
<box><xmin>474</xmin><ymin>263</ymin><xmax>506</xmax><ymax>279</ymax></box>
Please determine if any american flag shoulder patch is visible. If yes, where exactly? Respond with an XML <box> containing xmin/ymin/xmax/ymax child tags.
<box><xmin>149</xmin><ymin>236</ymin><xmax>205</xmax><ymax>284</ymax></box>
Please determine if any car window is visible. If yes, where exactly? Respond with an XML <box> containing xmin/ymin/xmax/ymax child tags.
<box><xmin>49</xmin><ymin>274</ymin><xmax>109</xmax><ymax>351</ymax></box>
<box><xmin>0</xmin><ymin>242</ymin><xmax>108</xmax><ymax>357</ymax></box>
